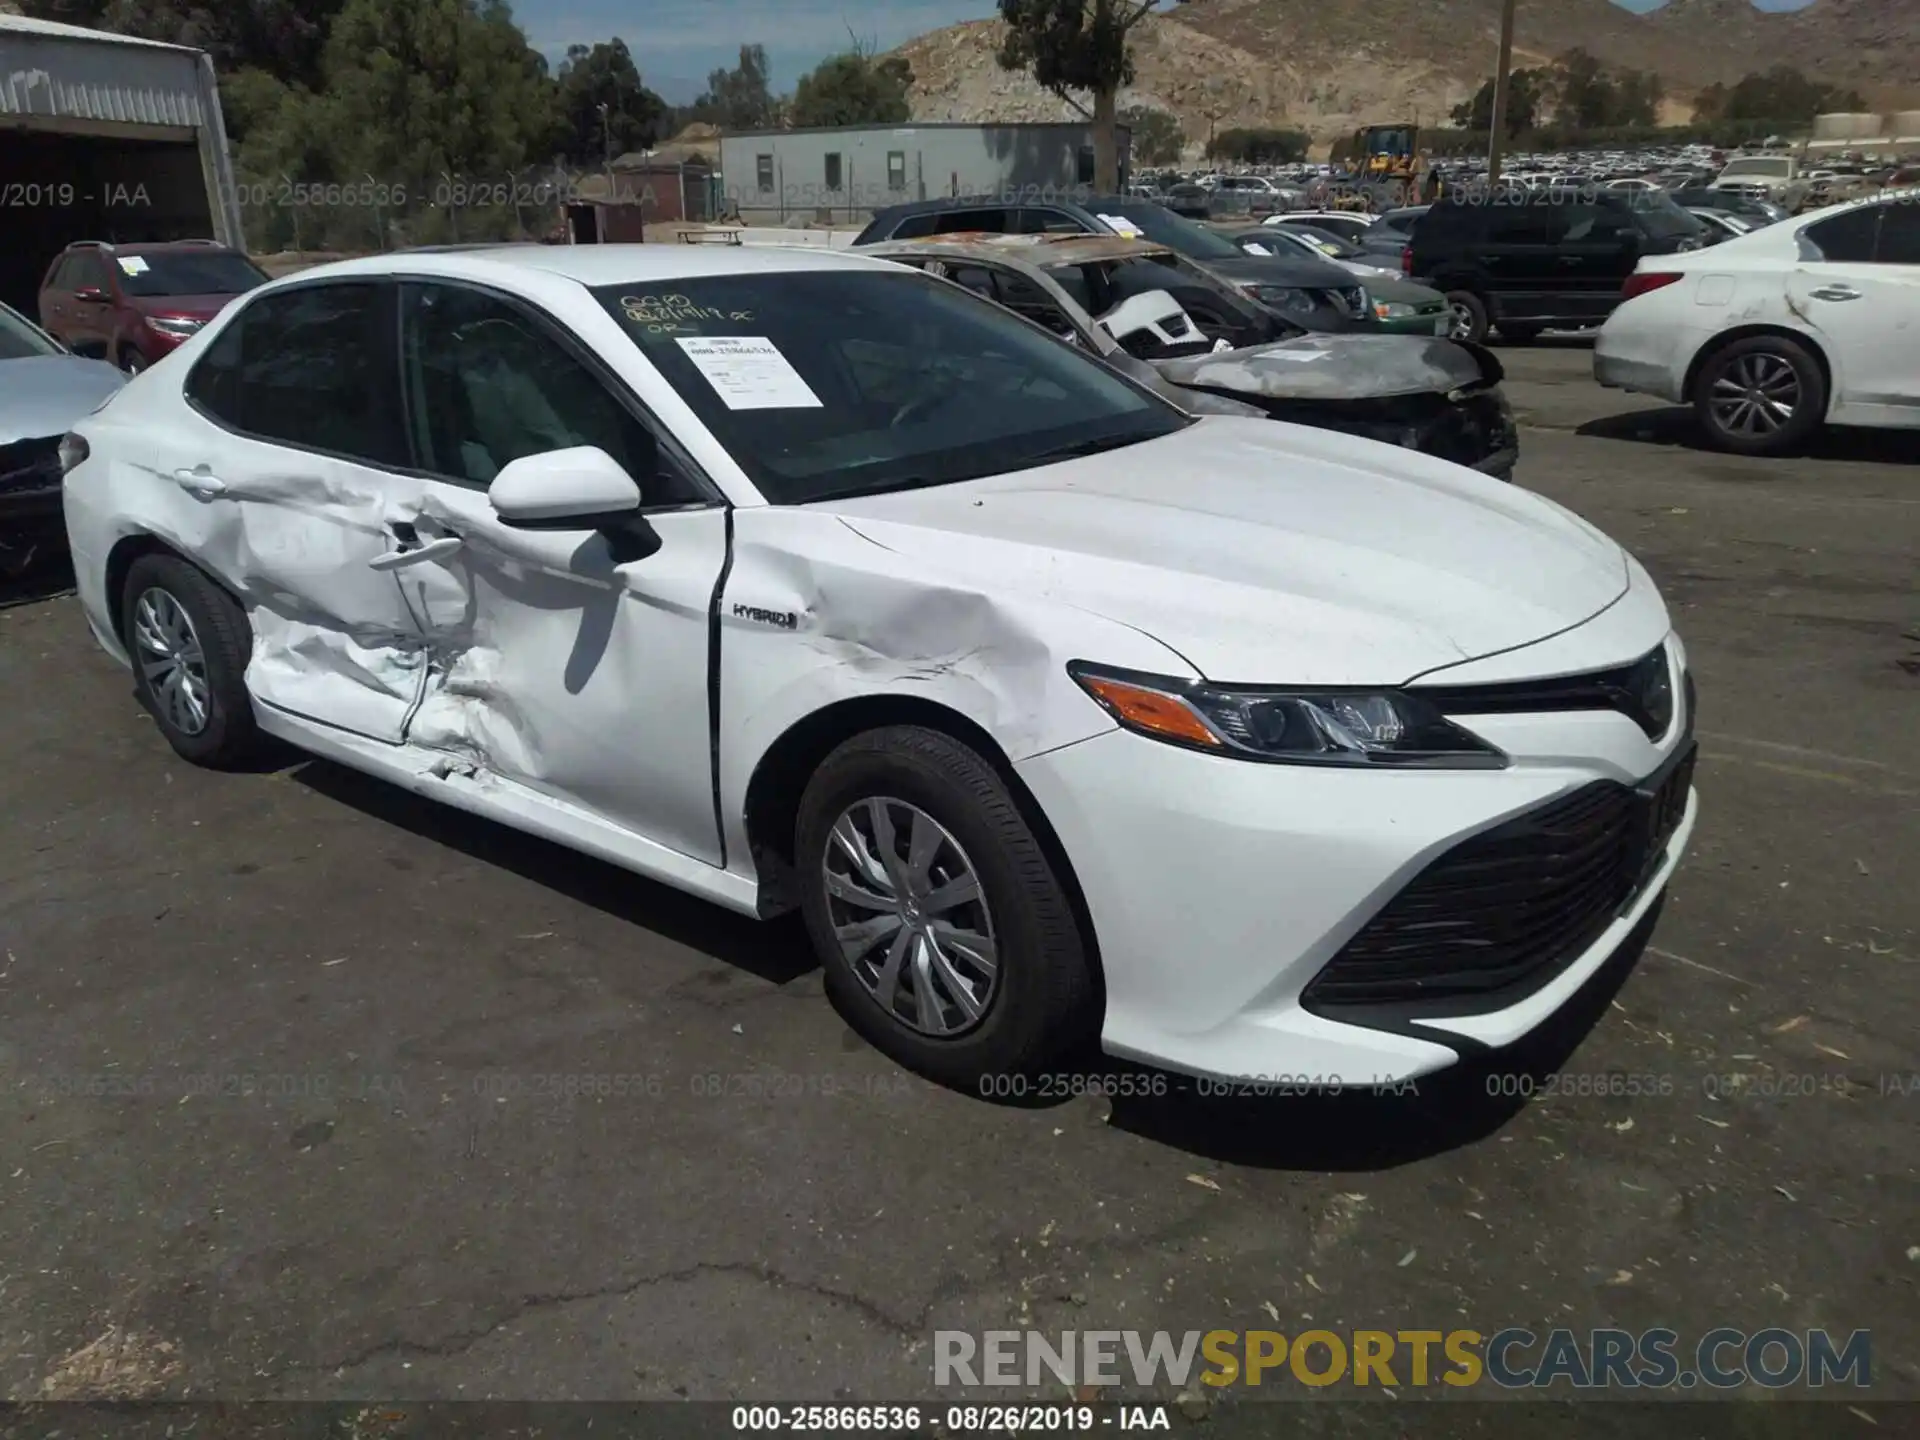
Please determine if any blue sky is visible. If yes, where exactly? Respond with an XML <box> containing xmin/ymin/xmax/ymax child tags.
<box><xmin>516</xmin><ymin>0</ymin><xmax>1822</xmax><ymax>103</ymax></box>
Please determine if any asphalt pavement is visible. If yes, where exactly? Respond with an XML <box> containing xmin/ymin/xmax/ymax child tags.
<box><xmin>1</xmin><ymin>344</ymin><xmax>1915</xmax><ymax>1428</ymax></box>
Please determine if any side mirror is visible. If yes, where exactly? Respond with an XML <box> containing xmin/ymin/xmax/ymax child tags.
<box><xmin>489</xmin><ymin>445</ymin><xmax>644</xmax><ymax>529</ymax></box>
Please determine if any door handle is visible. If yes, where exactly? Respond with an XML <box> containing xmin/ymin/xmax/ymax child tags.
<box><xmin>1808</xmin><ymin>285</ymin><xmax>1861</xmax><ymax>302</ymax></box>
<box><xmin>369</xmin><ymin>534</ymin><xmax>463</xmax><ymax>571</ymax></box>
<box><xmin>172</xmin><ymin>467</ymin><xmax>228</xmax><ymax>498</ymax></box>
<box><xmin>1558</xmin><ymin>255</ymin><xmax>1585</xmax><ymax>265</ymax></box>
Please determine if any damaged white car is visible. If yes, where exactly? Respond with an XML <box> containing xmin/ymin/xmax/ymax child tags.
<box><xmin>62</xmin><ymin>245</ymin><xmax>1697</xmax><ymax>1090</ymax></box>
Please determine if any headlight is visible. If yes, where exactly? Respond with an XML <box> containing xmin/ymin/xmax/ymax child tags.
<box><xmin>1375</xmin><ymin>300</ymin><xmax>1418</xmax><ymax>319</ymax></box>
<box><xmin>1241</xmin><ymin>283</ymin><xmax>1318</xmax><ymax>316</ymax></box>
<box><xmin>148</xmin><ymin>317</ymin><xmax>204</xmax><ymax>336</ymax></box>
<box><xmin>1068</xmin><ymin>663</ymin><xmax>1508</xmax><ymax>768</ymax></box>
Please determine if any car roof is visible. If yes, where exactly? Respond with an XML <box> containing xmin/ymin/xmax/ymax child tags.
<box><xmin>279</xmin><ymin>242</ymin><xmax>906</xmax><ymax>290</ymax></box>
<box><xmin>61</xmin><ymin>239</ymin><xmax>236</xmax><ymax>254</ymax></box>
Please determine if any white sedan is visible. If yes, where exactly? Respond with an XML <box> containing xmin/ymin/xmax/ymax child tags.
<box><xmin>1595</xmin><ymin>191</ymin><xmax>1920</xmax><ymax>454</ymax></box>
<box><xmin>59</xmin><ymin>244</ymin><xmax>1697</xmax><ymax>1090</ymax></box>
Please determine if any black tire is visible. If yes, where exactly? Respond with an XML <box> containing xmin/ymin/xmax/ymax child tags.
<box><xmin>120</xmin><ymin>553</ymin><xmax>262</xmax><ymax>768</ymax></box>
<box><xmin>1495</xmin><ymin>322</ymin><xmax>1542</xmax><ymax>344</ymax></box>
<box><xmin>119</xmin><ymin>348</ymin><xmax>148</xmax><ymax>375</ymax></box>
<box><xmin>1444</xmin><ymin>289</ymin><xmax>1490</xmax><ymax>343</ymax></box>
<box><xmin>1692</xmin><ymin>334</ymin><xmax>1826</xmax><ymax>457</ymax></box>
<box><xmin>795</xmin><ymin>725</ymin><xmax>1096</xmax><ymax>1090</ymax></box>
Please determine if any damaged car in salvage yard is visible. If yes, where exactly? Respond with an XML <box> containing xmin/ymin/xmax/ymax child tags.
<box><xmin>59</xmin><ymin>244</ymin><xmax>1696</xmax><ymax>1091</ymax></box>
<box><xmin>858</xmin><ymin>233</ymin><xmax>1518</xmax><ymax>479</ymax></box>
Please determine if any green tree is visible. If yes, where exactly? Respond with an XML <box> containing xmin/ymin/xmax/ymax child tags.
<box><xmin>320</xmin><ymin>0</ymin><xmax>557</xmax><ymax>242</ymax></box>
<box><xmin>1720</xmin><ymin>65</ymin><xmax>1865</xmax><ymax>123</ymax></box>
<box><xmin>790</xmin><ymin>49</ymin><xmax>913</xmax><ymax>127</ymax></box>
<box><xmin>554</xmin><ymin>38</ymin><xmax>668</xmax><ymax>165</ymax></box>
<box><xmin>1551</xmin><ymin>48</ymin><xmax>1614</xmax><ymax>130</ymax></box>
<box><xmin>996</xmin><ymin>0</ymin><xmax>1168</xmax><ymax>194</ymax></box>
<box><xmin>688</xmin><ymin>43</ymin><xmax>778</xmax><ymax>130</ymax></box>
<box><xmin>1450</xmin><ymin>67</ymin><xmax>1548</xmax><ymax>135</ymax></box>
<box><xmin>1120</xmin><ymin>104</ymin><xmax>1183</xmax><ymax>165</ymax></box>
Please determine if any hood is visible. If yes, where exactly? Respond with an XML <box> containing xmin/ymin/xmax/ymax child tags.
<box><xmin>816</xmin><ymin>417</ymin><xmax>1628</xmax><ymax>685</ymax></box>
<box><xmin>0</xmin><ymin>354</ymin><xmax>126</xmax><ymax>445</ymax></box>
<box><xmin>1202</xmin><ymin>251</ymin><xmax>1359</xmax><ymax>290</ymax></box>
<box><xmin>128</xmin><ymin>293</ymin><xmax>245</xmax><ymax>321</ymax></box>
<box><xmin>1152</xmin><ymin>333</ymin><xmax>1494</xmax><ymax>401</ymax></box>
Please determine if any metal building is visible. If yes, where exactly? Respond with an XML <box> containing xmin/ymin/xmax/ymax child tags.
<box><xmin>0</xmin><ymin>12</ymin><xmax>241</xmax><ymax>313</ymax></box>
<box><xmin>717</xmin><ymin>122</ymin><xmax>1132</xmax><ymax>225</ymax></box>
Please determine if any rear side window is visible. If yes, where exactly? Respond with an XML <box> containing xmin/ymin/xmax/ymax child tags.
<box><xmin>1414</xmin><ymin>202</ymin><xmax>1479</xmax><ymax>246</ymax></box>
<box><xmin>1876</xmin><ymin>204</ymin><xmax>1919</xmax><ymax>265</ymax></box>
<box><xmin>187</xmin><ymin>282</ymin><xmax>408</xmax><ymax>468</ymax></box>
<box><xmin>886</xmin><ymin>212</ymin><xmax>940</xmax><ymax>240</ymax></box>
<box><xmin>932</xmin><ymin>207</ymin><xmax>1014</xmax><ymax>234</ymax></box>
<box><xmin>1486</xmin><ymin>203</ymin><xmax>1568</xmax><ymax>246</ymax></box>
<box><xmin>1803</xmin><ymin>206</ymin><xmax>1882</xmax><ymax>263</ymax></box>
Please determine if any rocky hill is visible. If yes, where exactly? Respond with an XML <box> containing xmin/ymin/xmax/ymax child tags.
<box><xmin>893</xmin><ymin>0</ymin><xmax>1916</xmax><ymax>147</ymax></box>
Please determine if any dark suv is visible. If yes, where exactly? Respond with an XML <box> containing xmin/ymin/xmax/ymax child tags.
<box><xmin>854</xmin><ymin>195</ymin><xmax>1374</xmax><ymax>331</ymax></box>
<box><xmin>1405</xmin><ymin>189</ymin><xmax>1708</xmax><ymax>343</ymax></box>
<box><xmin>38</xmin><ymin>241</ymin><xmax>269</xmax><ymax>374</ymax></box>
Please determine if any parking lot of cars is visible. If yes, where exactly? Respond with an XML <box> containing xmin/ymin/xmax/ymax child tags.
<box><xmin>2</xmin><ymin>324</ymin><xmax>1914</xmax><ymax>1406</ymax></box>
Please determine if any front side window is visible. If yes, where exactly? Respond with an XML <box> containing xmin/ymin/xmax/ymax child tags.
<box><xmin>932</xmin><ymin>207</ymin><xmax>1012</xmax><ymax>234</ymax></box>
<box><xmin>187</xmin><ymin>282</ymin><xmax>406</xmax><ymax>466</ymax></box>
<box><xmin>595</xmin><ymin>271</ymin><xmax>1186</xmax><ymax>504</ymax></box>
<box><xmin>398</xmin><ymin>282</ymin><xmax>695</xmax><ymax>504</ymax></box>
<box><xmin>113</xmin><ymin>250</ymin><xmax>268</xmax><ymax>298</ymax></box>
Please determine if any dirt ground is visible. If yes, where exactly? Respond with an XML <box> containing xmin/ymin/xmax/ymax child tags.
<box><xmin>1</xmin><ymin>344</ymin><xmax>1914</xmax><ymax>1432</ymax></box>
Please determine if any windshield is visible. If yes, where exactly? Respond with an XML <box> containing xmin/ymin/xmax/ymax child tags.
<box><xmin>114</xmin><ymin>250</ymin><xmax>269</xmax><ymax>298</ymax></box>
<box><xmin>1720</xmin><ymin>159</ymin><xmax>1791</xmax><ymax>179</ymax></box>
<box><xmin>1090</xmin><ymin>199</ymin><xmax>1244</xmax><ymax>260</ymax></box>
<box><xmin>595</xmin><ymin>271</ymin><xmax>1187</xmax><ymax>504</ymax></box>
<box><xmin>1291</xmin><ymin>228</ymin><xmax>1360</xmax><ymax>259</ymax></box>
<box><xmin>0</xmin><ymin>303</ymin><xmax>62</xmax><ymax>360</ymax></box>
<box><xmin>1627</xmin><ymin>191</ymin><xmax>1708</xmax><ymax>241</ymax></box>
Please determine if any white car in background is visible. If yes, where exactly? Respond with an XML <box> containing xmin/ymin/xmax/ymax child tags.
<box><xmin>1595</xmin><ymin>191</ymin><xmax>1920</xmax><ymax>455</ymax></box>
<box><xmin>1265</xmin><ymin>211</ymin><xmax>1377</xmax><ymax>247</ymax></box>
<box><xmin>60</xmin><ymin>244</ymin><xmax>1696</xmax><ymax>1092</ymax></box>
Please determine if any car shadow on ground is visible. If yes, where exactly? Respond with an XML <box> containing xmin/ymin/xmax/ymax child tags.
<box><xmin>0</xmin><ymin>552</ymin><xmax>76</xmax><ymax>611</ymax></box>
<box><xmin>1095</xmin><ymin>902</ymin><xmax>1664</xmax><ymax>1172</ymax></box>
<box><xmin>290</xmin><ymin>758</ymin><xmax>819</xmax><ymax>986</ymax></box>
<box><xmin>1577</xmin><ymin>407</ymin><xmax>1920</xmax><ymax>464</ymax></box>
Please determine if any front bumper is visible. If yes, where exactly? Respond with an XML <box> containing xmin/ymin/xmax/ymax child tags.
<box><xmin>1015</xmin><ymin>640</ymin><xmax>1695</xmax><ymax>1084</ymax></box>
<box><xmin>0</xmin><ymin>437</ymin><xmax>68</xmax><ymax>575</ymax></box>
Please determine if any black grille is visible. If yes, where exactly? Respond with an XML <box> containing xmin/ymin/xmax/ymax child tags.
<box><xmin>0</xmin><ymin>436</ymin><xmax>62</xmax><ymax>499</ymax></box>
<box><xmin>1302</xmin><ymin>744</ymin><xmax>1695</xmax><ymax>1017</ymax></box>
<box><xmin>1419</xmin><ymin>645</ymin><xmax>1675</xmax><ymax>741</ymax></box>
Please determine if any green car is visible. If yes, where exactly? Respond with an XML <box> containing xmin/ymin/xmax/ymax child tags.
<box><xmin>1366</xmin><ymin>273</ymin><xmax>1451</xmax><ymax>336</ymax></box>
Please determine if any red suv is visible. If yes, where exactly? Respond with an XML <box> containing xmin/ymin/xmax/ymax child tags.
<box><xmin>37</xmin><ymin>240</ymin><xmax>269</xmax><ymax>374</ymax></box>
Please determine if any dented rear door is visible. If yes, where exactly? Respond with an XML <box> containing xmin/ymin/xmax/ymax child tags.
<box><xmin>169</xmin><ymin>279</ymin><xmax>433</xmax><ymax>742</ymax></box>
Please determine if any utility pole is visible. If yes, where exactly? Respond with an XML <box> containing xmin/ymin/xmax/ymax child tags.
<box><xmin>1486</xmin><ymin>0</ymin><xmax>1517</xmax><ymax>186</ymax></box>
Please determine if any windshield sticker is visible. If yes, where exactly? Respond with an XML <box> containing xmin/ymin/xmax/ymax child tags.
<box><xmin>621</xmin><ymin>293</ymin><xmax>754</xmax><ymax>335</ymax></box>
<box><xmin>1242</xmin><ymin>242</ymin><xmax>1273</xmax><ymax>256</ymax></box>
<box><xmin>1096</xmin><ymin>213</ymin><xmax>1144</xmax><ymax>238</ymax></box>
<box><xmin>118</xmin><ymin>256</ymin><xmax>150</xmax><ymax>276</ymax></box>
<box><xmin>675</xmin><ymin>336</ymin><xmax>822</xmax><ymax>410</ymax></box>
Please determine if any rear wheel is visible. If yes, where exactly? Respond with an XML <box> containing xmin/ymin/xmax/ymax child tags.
<box><xmin>1444</xmin><ymin>290</ymin><xmax>1490</xmax><ymax>343</ymax></box>
<box><xmin>1693</xmin><ymin>334</ymin><xmax>1826</xmax><ymax>456</ymax></box>
<box><xmin>795</xmin><ymin>725</ymin><xmax>1096</xmax><ymax>1090</ymax></box>
<box><xmin>121</xmin><ymin>553</ymin><xmax>262</xmax><ymax>768</ymax></box>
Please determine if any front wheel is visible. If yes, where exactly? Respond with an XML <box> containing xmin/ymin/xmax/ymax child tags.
<box><xmin>1444</xmin><ymin>290</ymin><xmax>1490</xmax><ymax>343</ymax></box>
<box><xmin>795</xmin><ymin>726</ymin><xmax>1097</xmax><ymax>1090</ymax></box>
<box><xmin>1693</xmin><ymin>335</ymin><xmax>1826</xmax><ymax>456</ymax></box>
<box><xmin>119</xmin><ymin>349</ymin><xmax>148</xmax><ymax>375</ymax></box>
